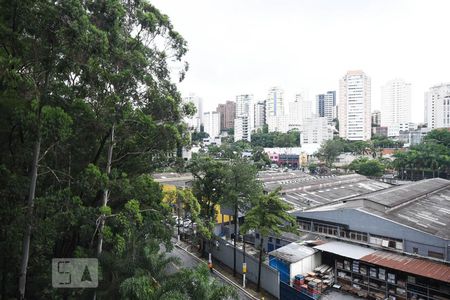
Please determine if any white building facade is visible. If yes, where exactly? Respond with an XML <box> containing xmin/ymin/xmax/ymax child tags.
<box><xmin>381</xmin><ymin>79</ymin><xmax>412</xmax><ymax>137</ymax></box>
<box><xmin>203</xmin><ymin>111</ymin><xmax>220</xmax><ymax>138</ymax></box>
<box><xmin>266</xmin><ymin>87</ymin><xmax>284</xmax><ymax>120</ymax></box>
<box><xmin>267</xmin><ymin>115</ymin><xmax>289</xmax><ymax>133</ymax></box>
<box><xmin>424</xmin><ymin>83</ymin><xmax>450</xmax><ymax>129</ymax></box>
<box><xmin>339</xmin><ymin>70</ymin><xmax>371</xmax><ymax>141</ymax></box>
<box><xmin>183</xmin><ymin>94</ymin><xmax>203</xmax><ymax>131</ymax></box>
<box><xmin>234</xmin><ymin>94</ymin><xmax>254</xmax><ymax>142</ymax></box>
<box><xmin>300</xmin><ymin>117</ymin><xmax>333</xmax><ymax>145</ymax></box>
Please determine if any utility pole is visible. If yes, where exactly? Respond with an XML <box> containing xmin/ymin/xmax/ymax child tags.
<box><xmin>242</xmin><ymin>233</ymin><xmax>247</xmax><ymax>288</ymax></box>
<box><xmin>177</xmin><ymin>190</ymin><xmax>181</xmax><ymax>242</ymax></box>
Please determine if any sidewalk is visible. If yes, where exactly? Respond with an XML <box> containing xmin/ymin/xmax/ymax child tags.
<box><xmin>175</xmin><ymin>238</ymin><xmax>276</xmax><ymax>300</ymax></box>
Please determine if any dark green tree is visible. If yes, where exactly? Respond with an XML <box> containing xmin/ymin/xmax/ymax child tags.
<box><xmin>316</xmin><ymin>139</ymin><xmax>345</xmax><ymax>167</ymax></box>
<box><xmin>221</xmin><ymin>158</ymin><xmax>262</xmax><ymax>277</ymax></box>
<box><xmin>0</xmin><ymin>0</ymin><xmax>193</xmax><ymax>298</ymax></box>
<box><xmin>189</xmin><ymin>156</ymin><xmax>228</xmax><ymax>256</ymax></box>
<box><xmin>240</xmin><ymin>189</ymin><xmax>296</xmax><ymax>292</ymax></box>
<box><xmin>349</xmin><ymin>157</ymin><xmax>386</xmax><ymax>177</ymax></box>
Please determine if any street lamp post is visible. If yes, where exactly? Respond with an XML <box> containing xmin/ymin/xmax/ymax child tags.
<box><xmin>242</xmin><ymin>233</ymin><xmax>247</xmax><ymax>288</ymax></box>
<box><xmin>177</xmin><ymin>191</ymin><xmax>181</xmax><ymax>243</ymax></box>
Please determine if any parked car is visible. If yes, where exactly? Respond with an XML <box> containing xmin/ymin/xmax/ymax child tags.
<box><xmin>183</xmin><ymin>218</ymin><xmax>192</xmax><ymax>228</ymax></box>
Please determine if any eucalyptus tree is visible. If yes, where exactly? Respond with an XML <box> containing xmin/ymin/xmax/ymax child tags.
<box><xmin>189</xmin><ymin>156</ymin><xmax>228</xmax><ymax>256</ymax></box>
<box><xmin>221</xmin><ymin>158</ymin><xmax>262</xmax><ymax>277</ymax></box>
<box><xmin>0</xmin><ymin>0</ymin><xmax>191</xmax><ymax>298</ymax></box>
<box><xmin>0</xmin><ymin>1</ymin><xmax>105</xmax><ymax>297</ymax></box>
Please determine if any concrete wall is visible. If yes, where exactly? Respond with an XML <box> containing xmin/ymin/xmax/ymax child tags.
<box><xmin>295</xmin><ymin>208</ymin><xmax>449</xmax><ymax>261</ymax></box>
<box><xmin>210</xmin><ymin>238</ymin><xmax>280</xmax><ymax>299</ymax></box>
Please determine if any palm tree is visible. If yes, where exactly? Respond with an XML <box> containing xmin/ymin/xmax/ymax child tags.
<box><xmin>104</xmin><ymin>241</ymin><xmax>180</xmax><ymax>299</ymax></box>
<box><xmin>241</xmin><ymin>188</ymin><xmax>296</xmax><ymax>292</ymax></box>
<box><xmin>156</xmin><ymin>265</ymin><xmax>238</xmax><ymax>300</ymax></box>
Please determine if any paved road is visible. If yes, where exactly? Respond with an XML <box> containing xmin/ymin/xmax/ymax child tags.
<box><xmin>167</xmin><ymin>243</ymin><xmax>255</xmax><ymax>300</ymax></box>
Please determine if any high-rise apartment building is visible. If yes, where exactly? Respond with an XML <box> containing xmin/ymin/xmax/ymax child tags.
<box><xmin>288</xmin><ymin>99</ymin><xmax>303</xmax><ymax>130</ymax></box>
<box><xmin>183</xmin><ymin>94</ymin><xmax>203</xmax><ymax>131</ymax></box>
<box><xmin>254</xmin><ymin>101</ymin><xmax>266</xmax><ymax>130</ymax></box>
<box><xmin>216</xmin><ymin>101</ymin><xmax>236</xmax><ymax>131</ymax></box>
<box><xmin>424</xmin><ymin>83</ymin><xmax>450</xmax><ymax>129</ymax></box>
<box><xmin>267</xmin><ymin>115</ymin><xmax>289</xmax><ymax>133</ymax></box>
<box><xmin>266</xmin><ymin>87</ymin><xmax>284</xmax><ymax>121</ymax></box>
<box><xmin>316</xmin><ymin>91</ymin><xmax>336</xmax><ymax>124</ymax></box>
<box><xmin>203</xmin><ymin>111</ymin><xmax>220</xmax><ymax>138</ymax></box>
<box><xmin>371</xmin><ymin>110</ymin><xmax>381</xmax><ymax>126</ymax></box>
<box><xmin>381</xmin><ymin>79</ymin><xmax>412</xmax><ymax>137</ymax></box>
<box><xmin>339</xmin><ymin>70</ymin><xmax>371</xmax><ymax>141</ymax></box>
<box><xmin>301</xmin><ymin>117</ymin><xmax>333</xmax><ymax>145</ymax></box>
<box><xmin>234</xmin><ymin>94</ymin><xmax>254</xmax><ymax>142</ymax></box>
<box><xmin>296</xmin><ymin>93</ymin><xmax>313</xmax><ymax>120</ymax></box>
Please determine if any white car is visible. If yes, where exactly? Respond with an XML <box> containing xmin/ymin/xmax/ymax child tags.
<box><xmin>183</xmin><ymin>218</ymin><xmax>192</xmax><ymax>228</ymax></box>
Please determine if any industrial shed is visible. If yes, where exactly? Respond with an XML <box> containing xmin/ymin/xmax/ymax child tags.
<box><xmin>293</xmin><ymin>178</ymin><xmax>450</xmax><ymax>262</ymax></box>
<box><xmin>269</xmin><ymin>242</ymin><xmax>321</xmax><ymax>284</ymax></box>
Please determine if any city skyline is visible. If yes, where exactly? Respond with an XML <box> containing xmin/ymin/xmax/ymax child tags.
<box><xmin>152</xmin><ymin>0</ymin><xmax>450</xmax><ymax>122</ymax></box>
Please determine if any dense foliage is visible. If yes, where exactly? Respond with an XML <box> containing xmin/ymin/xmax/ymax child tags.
<box><xmin>349</xmin><ymin>157</ymin><xmax>386</xmax><ymax>177</ymax></box>
<box><xmin>241</xmin><ymin>188</ymin><xmax>296</xmax><ymax>292</ymax></box>
<box><xmin>392</xmin><ymin>129</ymin><xmax>450</xmax><ymax>180</ymax></box>
<box><xmin>0</xmin><ymin>1</ymin><xmax>232</xmax><ymax>299</ymax></box>
<box><xmin>251</xmin><ymin>129</ymin><xmax>301</xmax><ymax>148</ymax></box>
<box><xmin>316</xmin><ymin>136</ymin><xmax>404</xmax><ymax>167</ymax></box>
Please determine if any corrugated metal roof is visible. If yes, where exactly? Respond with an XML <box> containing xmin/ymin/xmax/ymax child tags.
<box><xmin>351</xmin><ymin>178</ymin><xmax>449</xmax><ymax>208</ymax></box>
<box><xmin>295</xmin><ymin>178</ymin><xmax>450</xmax><ymax>239</ymax></box>
<box><xmin>361</xmin><ymin>251</ymin><xmax>450</xmax><ymax>283</ymax></box>
<box><xmin>313</xmin><ymin>241</ymin><xmax>376</xmax><ymax>260</ymax></box>
<box><xmin>359</xmin><ymin>185</ymin><xmax>450</xmax><ymax>239</ymax></box>
<box><xmin>269</xmin><ymin>242</ymin><xmax>317</xmax><ymax>263</ymax></box>
<box><xmin>279</xmin><ymin>175</ymin><xmax>391</xmax><ymax>210</ymax></box>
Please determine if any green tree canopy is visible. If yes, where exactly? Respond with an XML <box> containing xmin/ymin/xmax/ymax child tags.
<box><xmin>241</xmin><ymin>188</ymin><xmax>296</xmax><ymax>291</ymax></box>
<box><xmin>349</xmin><ymin>157</ymin><xmax>386</xmax><ymax>177</ymax></box>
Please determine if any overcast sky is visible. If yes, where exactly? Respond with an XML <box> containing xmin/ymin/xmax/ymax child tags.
<box><xmin>152</xmin><ymin>0</ymin><xmax>450</xmax><ymax>122</ymax></box>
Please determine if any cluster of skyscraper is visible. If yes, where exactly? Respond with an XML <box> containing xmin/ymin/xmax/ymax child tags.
<box><xmin>184</xmin><ymin>71</ymin><xmax>450</xmax><ymax>145</ymax></box>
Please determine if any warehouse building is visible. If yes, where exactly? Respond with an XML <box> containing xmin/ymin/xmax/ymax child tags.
<box><xmin>313</xmin><ymin>240</ymin><xmax>450</xmax><ymax>300</ymax></box>
<box><xmin>287</xmin><ymin>178</ymin><xmax>450</xmax><ymax>299</ymax></box>
<box><xmin>269</xmin><ymin>241</ymin><xmax>321</xmax><ymax>284</ymax></box>
<box><xmin>292</xmin><ymin>178</ymin><xmax>450</xmax><ymax>262</ymax></box>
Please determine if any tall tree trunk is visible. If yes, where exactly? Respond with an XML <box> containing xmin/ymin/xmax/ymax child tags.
<box><xmin>233</xmin><ymin>202</ymin><xmax>238</xmax><ymax>277</ymax></box>
<box><xmin>257</xmin><ymin>237</ymin><xmax>264</xmax><ymax>292</ymax></box>
<box><xmin>19</xmin><ymin>137</ymin><xmax>41</xmax><ymax>299</ymax></box>
<box><xmin>96</xmin><ymin>124</ymin><xmax>115</xmax><ymax>256</ymax></box>
<box><xmin>93</xmin><ymin>125</ymin><xmax>114</xmax><ymax>300</ymax></box>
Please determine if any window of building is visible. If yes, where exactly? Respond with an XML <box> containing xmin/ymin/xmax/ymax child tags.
<box><xmin>428</xmin><ymin>250</ymin><xmax>444</xmax><ymax>260</ymax></box>
<box><xmin>276</xmin><ymin>239</ymin><xmax>281</xmax><ymax>244</ymax></box>
<box><xmin>413</xmin><ymin>247</ymin><xmax>418</xmax><ymax>254</ymax></box>
<box><xmin>255</xmin><ymin>233</ymin><xmax>260</xmax><ymax>239</ymax></box>
<box><xmin>268</xmin><ymin>237</ymin><xmax>273</xmax><ymax>242</ymax></box>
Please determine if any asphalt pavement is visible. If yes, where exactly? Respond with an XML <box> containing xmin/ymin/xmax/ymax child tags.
<box><xmin>167</xmin><ymin>239</ymin><xmax>256</xmax><ymax>300</ymax></box>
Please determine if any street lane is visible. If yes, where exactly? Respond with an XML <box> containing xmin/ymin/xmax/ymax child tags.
<box><xmin>166</xmin><ymin>242</ymin><xmax>255</xmax><ymax>300</ymax></box>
